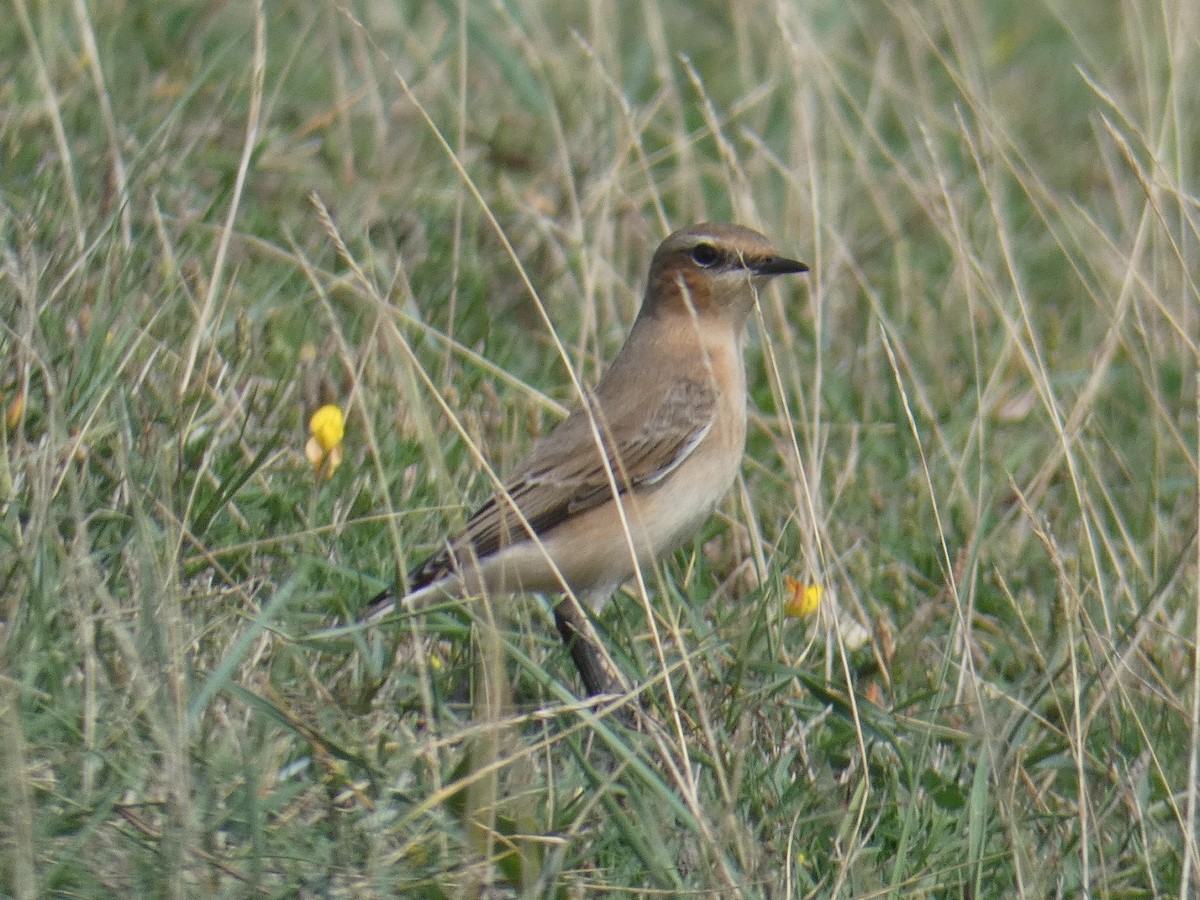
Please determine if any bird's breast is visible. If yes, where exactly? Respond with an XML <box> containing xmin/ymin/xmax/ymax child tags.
<box><xmin>481</xmin><ymin>331</ymin><xmax>749</xmax><ymax>597</ymax></box>
<box><xmin>632</xmin><ymin>339</ymin><xmax>747</xmax><ymax>553</ymax></box>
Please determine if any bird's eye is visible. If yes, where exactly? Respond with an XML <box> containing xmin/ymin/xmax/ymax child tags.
<box><xmin>690</xmin><ymin>243</ymin><xmax>720</xmax><ymax>268</ymax></box>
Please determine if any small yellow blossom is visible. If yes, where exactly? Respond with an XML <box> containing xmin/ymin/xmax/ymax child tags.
<box><xmin>306</xmin><ymin>404</ymin><xmax>345</xmax><ymax>477</ymax></box>
<box><xmin>784</xmin><ymin>577</ymin><xmax>822</xmax><ymax>619</ymax></box>
<box><xmin>5</xmin><ymin>392</ymin><xmax>25</xmax><ymax>430</ymax></box>
<box><xmin>310</xmin><ymin>405</ymin><xmax>344</xmax><ymax>451</ymax></box>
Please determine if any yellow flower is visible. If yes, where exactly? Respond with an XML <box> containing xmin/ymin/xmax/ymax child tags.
<box><xmin>310</xmin><ymin>405</ymin><xmax>344</xmax><ymax>451</ymax></box>
<box><xmin>5</xmin><ymin>391</ymin><xmax>24</xmax><ymax>430</ymax></box>
<box><xmin>306</xmin><ymin>404</ymin><xmax>344</xmax><ymax>477</ymax></box>
<box><xmin>784</xmin><ymin>577</ymin><xmax>822</xmax><ymax>618</ymax></box>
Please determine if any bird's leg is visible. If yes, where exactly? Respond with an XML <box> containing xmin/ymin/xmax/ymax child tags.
<box><xmin>553</xmin><ymin>596</ymin><xmax>620</xmax><ymax>696</ymax></box>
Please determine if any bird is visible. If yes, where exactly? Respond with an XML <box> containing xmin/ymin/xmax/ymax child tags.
<box><xmin>365</xmin><ymin>222</ymin><xmax>808</xmax><ymax>694</ymax></box>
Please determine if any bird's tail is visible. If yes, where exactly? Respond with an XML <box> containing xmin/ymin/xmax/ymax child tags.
<box><xmin>361</xmin><ymin>586</ymin><xmax>397</xmax><ymax>623</ymax></box>
<box><xmin>360</xmin><ymin>553</ymin><xmax>446</xmax><ymax>623</ymax></box>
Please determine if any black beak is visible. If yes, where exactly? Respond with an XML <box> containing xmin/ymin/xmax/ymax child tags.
<box><xmin>751</xmin><ymin>255</ymin><xmax>809</xmax><ymax>276</ymax></box>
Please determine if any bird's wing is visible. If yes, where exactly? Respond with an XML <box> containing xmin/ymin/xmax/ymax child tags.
<box><xmin>407</xmin><ymin>377</ymin><xmax>716</xmax><ymax>591</ymax></box>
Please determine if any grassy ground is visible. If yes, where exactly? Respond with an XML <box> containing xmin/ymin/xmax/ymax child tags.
<box><xmin>2</xmin><ymin>0</ymin><xmax>1197</xmax><ymax>896</ymax></box>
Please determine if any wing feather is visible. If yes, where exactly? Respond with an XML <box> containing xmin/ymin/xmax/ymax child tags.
<box><xmin>408</xmin><ymin>378</ymin><xmax>716</xmax><ymax>590</ymax></box>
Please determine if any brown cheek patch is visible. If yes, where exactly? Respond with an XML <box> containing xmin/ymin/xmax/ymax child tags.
<box><xmin>661</xmin><ymin>268</ymin><xmax>721</xmax><ymax>317</ymax></box>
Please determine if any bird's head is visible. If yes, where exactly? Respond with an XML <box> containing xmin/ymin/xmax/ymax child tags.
<box><xmin>643</xmin><ymin>223</ymin><xmax>808</xmax><ymax>327</ymax></box>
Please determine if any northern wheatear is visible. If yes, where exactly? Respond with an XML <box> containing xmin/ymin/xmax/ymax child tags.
<box><xmin>366</xmin><ymin>223</ymin><xmax>808</xmax><ymax>693</ymax></box>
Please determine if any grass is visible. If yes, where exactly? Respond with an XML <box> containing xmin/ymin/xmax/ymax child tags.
<box><xmin>1</xmin><ymin>0</ymin><xmax>1197</xmax><ymax>895</ymax></box>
